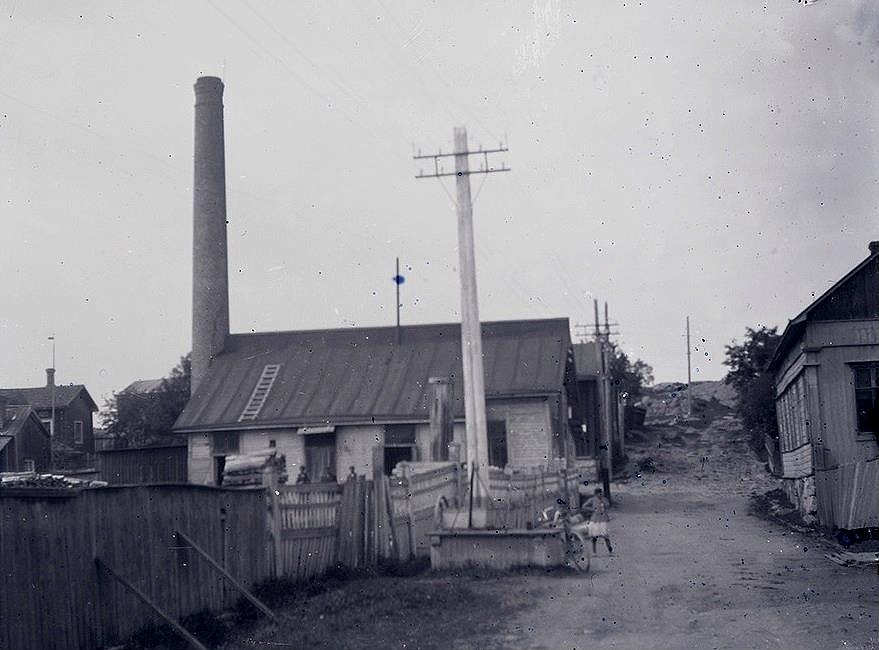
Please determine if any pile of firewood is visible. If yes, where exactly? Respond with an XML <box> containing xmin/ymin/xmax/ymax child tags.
<box><xmin>0</xmin><ymin>472</ymin><xmax>107</xmax><ymax>489</ymax></box>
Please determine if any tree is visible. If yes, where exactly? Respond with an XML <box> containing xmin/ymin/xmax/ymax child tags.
<box><xmin>607</xmin><ymin>344</ymin><xmax>654</xmax><ymax>400</ymax></box>
<box><xmin>723</xmin><ymin>327</ymin><xmax>781</xmax><ymax>454</ymax></box>
<box><xmin>102</xmin><ymin>354</ymin><xmax>191</xmax><ymax>448</ymax></box>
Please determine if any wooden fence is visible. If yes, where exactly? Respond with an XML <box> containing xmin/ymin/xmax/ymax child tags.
<box><xmin>96</xmin><ymin>444</ymin><xmax>188</xmax><ymax>484</ymax></box>
<box><xmin>265</xmin><ymin>461</ymin><xmax>582</xmax><ymax>578</ymax></box>
<box><xmin>1</xmin><ymin>461</ymin><xmax>592</xmax><ymax>649</ymax></box>
<box><xmin>268</xmin><ymin>482</ymin><xmax>343</xmax><ymax>580</ymax></box>
<box><xmin>0</xmin><ymin>484</ymin><xmax>267</xmax><ymax>650</ymax></box>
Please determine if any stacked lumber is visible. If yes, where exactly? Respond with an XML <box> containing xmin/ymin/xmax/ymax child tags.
<box><xmin>0</xmin><ymin>472</ymin><xmax>107</xmax><ymax>489</ymax></box>
<box><xmin>223</xmin><ymin>451</ymin><xmax>287</xmax><ymax>487</ymax></box>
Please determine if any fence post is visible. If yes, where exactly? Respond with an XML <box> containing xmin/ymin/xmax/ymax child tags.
<box><xmin>269</xmin><ymin>490</ymin><xmax>282</xmax><ymax>579</ymax></box>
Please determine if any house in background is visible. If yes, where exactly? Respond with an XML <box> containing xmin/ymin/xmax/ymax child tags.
<box><xmin>572</xmin><ymin>342</ymin><xmax>624</xmax><ymax>465</ymax></box>
<box><xmin>174</xmin><ymin>318</ymin><xmax>578</xmax><ymax>486</ymax></box>
<box><xmin>1</xmin><ymin>368</ymin><xmax>98</xmax><ymax>468</ymax></box>
<box><xmin>768</xmin><ymin>240</ymin><xmax>879</xmax><ymax>531</ymax></box>
<box><xmin>0</xmin><ymin>393</ymin><xmax>51</xmax><ymax>472</ymax></box>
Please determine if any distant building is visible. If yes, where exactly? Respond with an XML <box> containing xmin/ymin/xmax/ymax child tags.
<box><xmin>1</xmin><ymin>369</ymin><xmax>98</xmax><ymax>462</ymax></box>
<box><xmin>121</xmin><ymin>378</ymin><xmax>165</xmax><ymax>395</ymax></box>
<box><xmin>768</xmin><ymin>241</ymin><xmax>879</xmax><ymax>530</ymax></box>
<box><xmin>174</xmin><ymin>319</ymin><xmax>578</xmax><ymax>486</ymax></box>
<box><xmin>0</xmin><ymin>393</ymin><xmax>51</xmax><ymax>472</ymax></box>
<box><xmin>572</xmin><ymin>342</ymin><xmax>624</xmax><ymax>464</ymax></box>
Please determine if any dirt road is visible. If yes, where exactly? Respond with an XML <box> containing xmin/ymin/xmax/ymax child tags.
<box><xmin>458</xmin><ymin>483</ymin><xmax>876</xmax><ymax>649</ymax></box>
<box><xmin>456</xmin><ymin>422</ymin><xmax>878</xmax><ymax>650</ymax></box>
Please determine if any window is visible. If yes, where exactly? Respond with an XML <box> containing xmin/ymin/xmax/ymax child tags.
<box><xmin>23</xmin><ymin>459</ymin><xmax>35</xmax><ymax>473</ymax></box>
<box><xmin>384</xmin><ymin>424</ymin><xmax>415</xmax><ymax>475</ymax></box>
<box><xmin>212</xmin><ymin>431</ymin><xmax>240</xmax><ymax>455</ymax></box>
<box><xmin>73</xmin><ymin>421</ymin><xmax>84</xmax><ymax>445</ymax></box>
<box><xmin>853</xmin><ymin>365</ymin><xmax>879</xmax><ymax>434</ymax></box>
<box><xmin>487</xmin><ymin>420</ymin><xmax>508</xmax><ymax>468</ymax></box>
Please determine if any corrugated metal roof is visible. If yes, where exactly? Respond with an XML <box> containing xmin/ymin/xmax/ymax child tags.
<box><xmin>573</xmin><ymin>342</ymin><xmax>602</xmax><ymax>378</ymax></box>
<box><xmin>175</xmin><ymin>318</ymin><xmax>572</xmax><ymax>432</ymax></box>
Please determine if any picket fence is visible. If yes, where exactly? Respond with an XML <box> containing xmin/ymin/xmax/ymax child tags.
<box><xmin>268</xmin><ymin>460</ymin><xmax>590</xmax><ymax>579</ymax></box>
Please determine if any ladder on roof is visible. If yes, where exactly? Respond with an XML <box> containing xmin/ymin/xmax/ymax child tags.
<box><xmin>239</xmin><ymin>364</ymin><xmax>281</xmax><ymax>421</ymax></box>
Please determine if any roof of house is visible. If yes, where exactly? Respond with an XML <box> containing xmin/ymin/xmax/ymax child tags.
<box><xmin>122</xmin><ymin>379</ymin><xmax>165</xmax><ymax>394</ymax></box>
<box><xmin>769</xmin><ymin>243</ymin><xmax>879</xmax><ymax>371</ymax></box>
<box><xmin>0</xmin><ymin>384</ymin><xmax>98</xmax><ymax>412</ymax></box>
<box><xmin>573</xmin><ymin>342</ymin><xmax>602</xmax><ymax>378</ymax></box>
<box><xmin>174</xmin><ymin>318</ymin><xmax>573</xmax><ymax>433</ymax></box>
<box><xmin>1</xmin><ymin>405</ymin><xmax>50</xmax><ymax>439</ymax></box>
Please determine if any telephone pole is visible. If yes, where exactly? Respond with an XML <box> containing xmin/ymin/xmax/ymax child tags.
<box><xmin>594</xmin><ymin>300</ymin><xmax>612</xmax><ymax>502</ymax></box>
<box><xmin>414</xmin><ymin>127</ymin><xmax>509</xmax><ymax>512</ymax></box>
<box><xmin>48</xmin><ymin>335</ymin><xmax>56</xmax><ymax>470</ymax></box>
<box><xmin>686</xmin><ymin>316</ymin><xmax>692</xmax><ymax>417</ymax></box>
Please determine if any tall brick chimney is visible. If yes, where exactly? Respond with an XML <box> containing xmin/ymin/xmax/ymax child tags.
<box><xmin>191</xmin><ymin>76</ymin><xmax>230</xmax><ymax>394</ymax></box>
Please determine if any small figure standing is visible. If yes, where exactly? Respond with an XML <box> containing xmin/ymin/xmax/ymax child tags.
<box><xmin>295</xmin><ymin>466</ymin><xmax>310</xmax><ymax>485</ymax></box>
<box><xmin>320</xmin><ymin>466</ymin><xmax>337</xmax><ymax>483</ymax></box>
<box><xmin>582</xmin><ymin>488</ymin><xmax>613</xmax><ymax>555</ymax></box>
<box><xmin>347</xmin><ymin>466</ymin><xmax>356</xmax><ymax>480</ymax></box>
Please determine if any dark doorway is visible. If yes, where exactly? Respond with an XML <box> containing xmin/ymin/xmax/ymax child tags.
<box><xmin>384</xmin><ymin>424</ymin><xmax>416</xmax><ymax>475</ymax></box>
<box><xmin>305</xmin><ymin>432</ymin><xmax>337</xmax><ymax>482</ymax></box>
<box><xmin>214</xmin><ymin>455</ymin><xmax>226</xmax><ymax>486</ymax></box>
<box><xmin>487</xmin><ymin>420</ymin><xmax>508</xmax><ymax>468</ymax></box>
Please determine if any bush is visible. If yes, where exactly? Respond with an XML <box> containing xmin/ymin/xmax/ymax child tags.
<box><xmin>723</xmin><ymin>326</ymin><xmax>781</xmax><ymax>456</ymax></box>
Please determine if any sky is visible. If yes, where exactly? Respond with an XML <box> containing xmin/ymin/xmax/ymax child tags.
<box><xmin>1</xmin><ymin>0</ymin><xmax>877</xmax><ymax>415</ymax></box>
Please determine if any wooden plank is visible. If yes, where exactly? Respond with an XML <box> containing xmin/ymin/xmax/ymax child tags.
<box><xmin>281</xmin><ymin>526</ymin><xmax>337</xmax><ymax>541</ymax></box>
<box><xmin>95</xmin><ymin>557</ymin><xmax>208</xmax><ymax>650</ymax></box>
<box><xmin>175</xmin><ymin>529</ymin><xmax>276</xmax><ymax>623</ymax></box>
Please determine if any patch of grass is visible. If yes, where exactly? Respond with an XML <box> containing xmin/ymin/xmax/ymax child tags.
<box><xmin>220</xmin><ymin>573</ymin><xmax>531</xmax><ymax>650</ymax></box>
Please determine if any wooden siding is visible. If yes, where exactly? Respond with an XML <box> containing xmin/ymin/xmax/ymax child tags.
<box><xmin>0</xmin><ymin>485</ymin><xmax>266</xmax><ymax>650</ymax></box>
<box><xmin>809</xmin><ymin>256</ymin><xmax>879</xmax><ymax>322</ymax></box>
<box><xmin>97</xmin><ymin>445</ymin><xmax>188</xmax><ymax>484</ymax></box>
<box><xmin>815</xmin><ymin>458</ymin><xmax>879</xmax><ymax>529</ymax></box>
<box><xmin>806</xmin><ymin>321</ymin><xmax>879</xmax><ymax>466</ymax></box>
<box><xmin>779</xmin><ymin>444</ymin><xmax>812</xmax><ymax>479</ymax></box>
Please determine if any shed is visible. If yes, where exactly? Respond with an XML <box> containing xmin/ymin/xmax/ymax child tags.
<box><xmin>768</xmin><ymin>241</ymin><xmax>879</xmax><ymax>530</ymax></box>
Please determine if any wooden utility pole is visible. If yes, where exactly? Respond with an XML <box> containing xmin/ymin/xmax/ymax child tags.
<box><xmin>395</xmin><ymin>257</ymin><xmax>401</xmax><ymax>329</ymax></box>
<box><xmin>686</xmin><ymin>315</ymin><xmax>692</xmax><ymax>417</ymax></box>
<box><xmin>48</xmin><ymin>335</ymin><xmax>56</xmax><ymax>470</ymax></box>
<box><xmin>414</xmin><ymin>127</ymin><xmax>509</xmax><ymax>509</ymax></box>
<box><xmin>594</xmin><ymin>300</ymin><xmax>612</xmax><ymax>502</ymax></box>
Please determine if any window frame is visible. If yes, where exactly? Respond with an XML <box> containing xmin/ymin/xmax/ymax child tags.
<box><xmin>73</xmin><ymin>420</ymin><xmax>84</xmax><ymax>445</ymax></box>
<box><xmin>850</xmin><ymin>362</ymin><xmax>879</xmax><ymax>436</ymax></box>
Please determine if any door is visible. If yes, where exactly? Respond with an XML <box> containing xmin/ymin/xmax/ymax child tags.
<box><xmin>305</xmin><ymin>432</ymin><xmax>337</xmax><ymax>482</ymax></box>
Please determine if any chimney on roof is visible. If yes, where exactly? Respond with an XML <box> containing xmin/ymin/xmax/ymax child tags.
<box><xmin>46</xmin><ymin>367</ymin><xmax>55</xmax><ymax>387</ymax></box>
<box><xmin>869</xmin><ymin>241</ymin><xmax>879</xmax><ymax>255</ymax></box>
<box><xmin>191</xmin><ymin>76</ymin><xmax>230</xmax><ymax>395</ymax></box>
